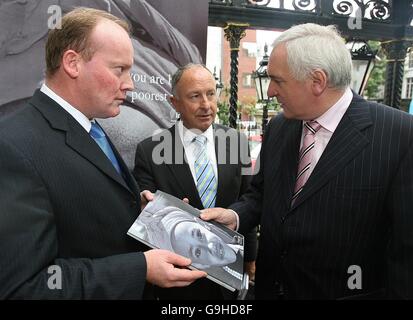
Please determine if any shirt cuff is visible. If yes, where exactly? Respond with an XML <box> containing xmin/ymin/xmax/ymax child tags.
<box><xmin>228</xmin><ymin>209</ymin><xmax>240</xmax><ymax>232</ymax></box>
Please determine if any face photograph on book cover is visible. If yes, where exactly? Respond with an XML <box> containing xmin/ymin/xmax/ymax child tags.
<box><xmin>154</xmin><ymin>206</ymin><xmax>238</xmax><ymax>268</ymax></box>
<box><xmin>128</xmin><ymin>191</ymin><xmax>246</xmax><ymax>291</ymax></box>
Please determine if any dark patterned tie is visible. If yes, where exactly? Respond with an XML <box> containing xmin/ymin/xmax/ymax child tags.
<box><xmin>291</xmin><ymin>121</ymin><xmax>321</xmax><ymax>205</ymax></box>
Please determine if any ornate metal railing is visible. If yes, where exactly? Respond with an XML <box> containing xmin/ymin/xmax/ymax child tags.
<box><xmin>210</xmin><ymin>0</ymin><xmax>393</xmax><ymax>22</ymax></box>
<box><xmin>332</xmin><ymin>0</ymin><xmax>391</xmax><ymax>22</ymax></box>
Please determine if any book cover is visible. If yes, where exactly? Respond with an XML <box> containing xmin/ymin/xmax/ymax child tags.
<box><xmin>127</xmin><ymin>191</ymin><xmax>248</xmax><ymax>294</ymax></box>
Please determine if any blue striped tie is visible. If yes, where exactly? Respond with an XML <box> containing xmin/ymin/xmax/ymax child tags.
<box><xmin>89</xmin><ymin>122</ymin><xmax>122</xmax><ymax>175</ymax></box>
<box><xmin>193</xmin><ymin>135</ymin><xmax>217</xmax><ymax>208</ymax></box>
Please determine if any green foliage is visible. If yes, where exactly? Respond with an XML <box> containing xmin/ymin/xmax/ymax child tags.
<box><xmin>216</xmin><ymin>86</ymin><xmax>230</xmax><ymax>125</ymax></box>
<box><xmin>364</xmin><ymin>41</ymin><xmax>386</xmax><ymax>100</ymax></box>
<box><xmin>238</xmin><ymin>99</ymin><xmax>258</xmax><ymax>117</ymax></box>
<box><xmin>266</xmin><ymin>99</ymin><xmax>282</xmax><ymax>113</ymax></box>
<box><xmin>217</xmin><ymin>100</ymin><xmax>230</xmax><ymax>126</ymax></box>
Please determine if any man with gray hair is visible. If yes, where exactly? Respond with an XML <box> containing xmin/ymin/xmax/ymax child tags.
<box><xmin>202</xmin><ymin>23</ymin><xmax>413</xmax><ymax>299</ymax></box>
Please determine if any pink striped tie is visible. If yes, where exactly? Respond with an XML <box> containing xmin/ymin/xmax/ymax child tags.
<box><xmin>291</xmin><ymin>121</ymin><xmax>321</xmax><ymax>205</ymax></box>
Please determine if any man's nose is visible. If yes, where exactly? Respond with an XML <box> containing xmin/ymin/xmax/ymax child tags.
<box><xmin>200</xmin><ymin>94</ymin><xmax>210</xmax><ymax>108</ymax></box>
<box><xmin>267</xmin><ymin>81</ymin><xmax>278</xmax><ymax>98</ymax></box>
<box><xmin>122</xmin><ymin>73</ymin><xmax>135</xmax><ymax>92</ymax></box>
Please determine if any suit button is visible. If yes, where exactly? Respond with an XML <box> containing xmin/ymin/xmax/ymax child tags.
<box><xmin>281</xmin><ymin>216</ymin><xmax>286</xmax><ymax>224</ymax></box>
<box><xmin>280</xmin><ymin>250</ymin><xmax>288</xmax><ymax>259</ymax></box>
<box><xmin>274</xmin><ymin>281</ymin><xmax>285</xmax><ymax>298</ymax></box>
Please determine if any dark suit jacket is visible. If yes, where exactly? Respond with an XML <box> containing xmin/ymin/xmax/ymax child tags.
<box><xmin>231</xmin><ymin>94</ymin><xmax>413</xmax><ymax>299</ymax></box>
<box><xmin>0</xmin><ymin>90</ymin><xmax>147</xmax><ymax>299</ymax></box>
<box><xmin>133</xmin><ymin>123</ymin><xmax>257</xmax><ymax>299</ymax></box>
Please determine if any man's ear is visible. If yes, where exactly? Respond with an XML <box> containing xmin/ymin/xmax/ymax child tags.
<box><xmin>61</xmin><ymin>50</ymin><xmax>81</xmax><ymax>79</ymax></box>
<box><xmin>310</xmin><ymin>69</ymin><xmax>328</xmax><ymax>96</ymax></box>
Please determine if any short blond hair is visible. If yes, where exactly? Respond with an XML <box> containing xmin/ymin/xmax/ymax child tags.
<box><xmin>45</xmin><ymin>7</ymin><xmax>130</xmax><ymax>77</ymax></box>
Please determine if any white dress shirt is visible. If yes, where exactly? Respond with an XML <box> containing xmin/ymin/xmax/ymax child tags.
<box><xmin>40</xmin><ymin>84</ymin><xmax>92</xmax><ymax>132</ymax></box>
<box><xmin>177</xmin><ymin>120</ymin><xmax>218</xmax><ymax>186</ymax></box>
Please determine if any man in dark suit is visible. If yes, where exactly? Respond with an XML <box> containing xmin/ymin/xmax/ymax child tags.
<box><xmin>133</xmin><ymin>64</ymin><xmax>257</xmax><ymax>299</ymax></box>
<box><xmin>202</xmin><ymin>23</ymin><xmax>413</xmax><ymax>299</ymax></box>
<box><xmin>0</xmin><ymin>7</ymin><xmax>205</xmax><ymax>299</ymax></box>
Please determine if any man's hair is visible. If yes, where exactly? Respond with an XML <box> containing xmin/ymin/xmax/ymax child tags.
<box><xmin>273</xmin><ymin>23</ymin><xmax>352</xmax><ymax>89</ymax></box>
<box><xmin>45</xmin><ymin>7</ymin><xmax>130</xmax><ymax>77</ymax></box>
<box><xmin>171</xmin><ymin>63</ymin><xmax>213</xmax><ymax>97</ymax></box>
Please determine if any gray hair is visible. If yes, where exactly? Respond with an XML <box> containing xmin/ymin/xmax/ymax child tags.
<box><xmin>273</xmin><ymin>23</ymin><xmax>352</xmax><ymax>89</ymax></box>
<box><xmin>171</xmin><ymin>63</ymin><xmax>213</xmax><ymax>97</ymax></box>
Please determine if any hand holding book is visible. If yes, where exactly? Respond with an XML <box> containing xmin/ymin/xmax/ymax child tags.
<box><xmin>128</xmin><ymin>191</ymin><xmax>248</xmax><ymax>294</ymax></box>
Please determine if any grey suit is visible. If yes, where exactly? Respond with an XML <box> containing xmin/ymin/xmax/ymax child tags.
<box><xmin>232</xmin><ymin>94</ymin><xmax>413</xmax><ymax>299</ymax></box>
<box><xmin>0</xmin><ymin>90</ymin><xmax>147</xmax><ymax>299</ymax></box>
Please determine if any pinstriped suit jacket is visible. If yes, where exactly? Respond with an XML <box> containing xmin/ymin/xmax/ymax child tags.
<box><xmin>231</xmin><ymin>93</ymin><xmax>413</xmax><ymax>299</ymax></box>
<box><xmin>0</xmin><ymin>90</ymin><xmax>148</xmax><ymax>299</ymax></box>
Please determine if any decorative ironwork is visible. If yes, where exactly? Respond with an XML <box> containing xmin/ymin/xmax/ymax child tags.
<box><xmin>349</xmin><ymin>41</ymin><xmax>376</xmax><ymax>59</ymax></box>
<box><xmin>209</xmin><ymin>0</ymin><xmax>232</xmax><ymax>4</ymax></box>
<box><xmin>382</xmin><ymin>39</ymin><xmax>413</xmax><ymax>108</ymax></box>
<box><xmin>332</xmin><ymin>0</ymin><xmax>392</xmax><ymax>22</ymax></box>
<box><xmin>252</xmin><ymin>44</ymin><xmax>271</xmax><ymax>135</ymax></box>
<box><xmin>224</xmin><ymin>23</ymin><xmax>249</xmax><ymax>129</ymax></box>
<box><xmin>210</xmin><ymin>0</ymin><xmax>319</xmax><ymax>12</ymax></box>
<box><xmin>224</xmin><ymin>23</ymin><xmax>248</xmax><ymax>50</ymax></box>
<box><xmin>247</xmin><ymin>0</ymin><xmax>318</xmax><ymax>12</ymax></box>
<box><xmin>347</xmin><ymin>40</ymin><xmax>377</xmax><ymax>95</ymax></box>
<box><xmin>210</xmin><ymin>0</ymin><xmax>394</xmax><ymax>22</ymax></box>
<box><xmin>247</xmin><ymin>0</ymin><xmax>272</xmax><ymax>6</ymax></box>
<box><xmin>262</xmin><ymin>103</ymin><xmax>269</xmax><ymax>136</ymax></box>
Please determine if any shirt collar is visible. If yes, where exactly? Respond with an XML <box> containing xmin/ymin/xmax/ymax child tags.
<box><xmin>40</xmin><ymin>83</ymin><xmax>92</xmax><ymax>132</ymax></box>
<box><xmin>311</xmin><ymin>87</ymin><xmax>353</xmax><ymax>133</ymax></box>
<box><xmin>178</xmin><ymin>121</ymin><xmax>214</xmax><ymax>147</ymax></box>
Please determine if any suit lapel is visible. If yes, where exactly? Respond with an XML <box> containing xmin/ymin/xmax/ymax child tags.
<box><xmin>291</xmin><ymin>96</ymin><xmax>373</xmax><ymax>210</ymax></box>
<box><xmin>280</xmin><ymin>120</ymin><xmax>302</xmax><ymax>208</ymax></box>
<box><xmin>165</xmin><ymin>125</ymin><xmax>203</xmax><ymax>207</ymax></box>
<box><xmin>31</xmin><ymin>90</ymin><xmax>134</xmax><ymax>195</ymax></box>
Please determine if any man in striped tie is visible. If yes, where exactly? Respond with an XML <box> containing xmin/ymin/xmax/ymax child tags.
<box><xmin>134</xmin><ymin>63</ymin><xmax>258</xmax><ymax>299</ymax></box>
<box><xmin>202</xmin><ymin>23</ymin><xmax>413</xmax><ymax>300</ymax></box>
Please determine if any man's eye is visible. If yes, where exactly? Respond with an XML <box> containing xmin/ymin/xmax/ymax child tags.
<box><xmin>196</xmin><ymin>229</ymin><xmax>203</xmax><ymax>240</ymax></box>
<box><xmin>194</xmin><ymin>248</ymin><xmax>201</xmax><ymax>258</ymax></box>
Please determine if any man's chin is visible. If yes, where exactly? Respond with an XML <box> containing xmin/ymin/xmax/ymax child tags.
<box><xmin>110</xmin><ymin>104</ymin><xmax>122</xmax><ymax>117</ymax></box>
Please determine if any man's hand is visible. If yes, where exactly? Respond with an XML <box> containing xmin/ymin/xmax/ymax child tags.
<box><xmin>144</xmin><ymin>249</ymin><xmax>207</xmax><ymax>288</ymax></box>
<box><xmin>200</xmin><ymin>208</ymin><xmax>238</xmax><ymax>230</ymax></box>
<box><xmin>245</xmin><ymin>261</ymin><xmax>256</xmax><ymax>282</ymax></box>
<box><xmin>140</xmin><ymin>190</ymin><xmax>154</xmax><ymax>211</ymax></box>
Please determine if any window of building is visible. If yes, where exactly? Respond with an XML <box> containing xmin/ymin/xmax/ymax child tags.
<box><xmin>242</xmin><ymin>42</ymin><xmax>257</xmax><ymax>58</ymax></box>
<box><xmin>406</xmin><ymin>77</ymin><xmax>413</xmax><ymax>99</ymax></box>
<box><xmin>409</xmin><ymin>52</ymin><xmax>413</xmax><ymax>69</ymax></box>
<box><xmin>242</xmin><ymin>73</ymin><xmax>253</xmax><ymax>88</ymax></box>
